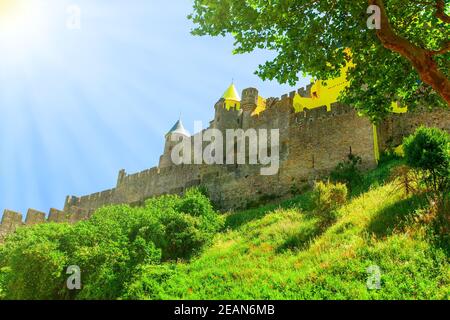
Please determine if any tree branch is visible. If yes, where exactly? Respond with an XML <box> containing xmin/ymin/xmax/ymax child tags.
<box><xmin>368</xmin><ymin>0</ymin><xmax>450</xmax><ymax>105</ymax></box>
<box><xmin>430</xmin><ymin>41</ymin><xmax>450</xmax><ymax>55</ymax></box>
<box><xmin>436</xmin><ymin>0</ymin><xmax>450</xmax><ymax>23</ymax></box>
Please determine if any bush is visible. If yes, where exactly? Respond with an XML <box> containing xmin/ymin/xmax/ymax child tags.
<box><xmin>0</xmin><ymin>188</ymin><xmax>221</xmax><ymax>300</ymax></box>
<box><xmin>330</xmin><ymin>152</ymin><xmax>363</xmax><ymax>189</ymax></box>
<box><xmin>403</xmin><ymin>127</ymin><xmax>450</xmax><ymax>223</ymax></box>
<box><xmin>122</xmin><ymin>264</ymin><xmax>176</xmax><ymax>300</ymax></box>
<box><xmin>179</xmin><ymin>188</ymin><xmax>224</xmax><ymax>233</ymax></box>
<box><xmin>0</xmin><ymin>223</ymin><xmax>72</xmax><ymax>300</ymax></box>
<box><xmin>312</xmin><ymin>181</ymin><xmax>348</xmax><ymax>222</ymax></box>
<box><xmin>157</xmin><ymin>210</ymin><xmax>208</xmax><ymax>261</ymax></box>
<box><xmin>403</xmin><ymin>126</ymin><xmax>450</xmax><ymax>194</ymax></box>
<box><xmin>388</xmin><ymin>165</ymin><xmax>422</xmax><ymax>197</ymax></box>
<box><xmin>177</xmin><ymin>188</ymin><xmax>214</xmax><ymax>217</ymax></box>
<box><xmin>0</xmin><ymin>267</ymin><xmax>6</xmax><ymax>299</ymax></box>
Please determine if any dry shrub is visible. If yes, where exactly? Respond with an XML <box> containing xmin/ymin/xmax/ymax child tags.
<box><xmin>388</xmin><ymin>165</ymin><xmax>422</xmax><ymax>197</ymax></box>
<box><xmin>313</xmin><ymin>181</ymin><xmax>348</xmax><ymax>223</ymax></box>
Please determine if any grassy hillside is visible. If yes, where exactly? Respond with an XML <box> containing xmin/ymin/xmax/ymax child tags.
<box><xmin>1</xmin><ymin>159</ymin><xmax>448</xmax><ymax>300</ymax></box>
<box><xmin>125</xmin><ymin>159</ymin><xmax>449</xmax><ymax>300</ymax></box>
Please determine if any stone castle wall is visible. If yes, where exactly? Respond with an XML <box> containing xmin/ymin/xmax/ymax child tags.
<box><xmin>1</xmin><ymin>84</ymin><xmax>449</xmax><ymax>240</ymax></box>
<box><xmin>377</xmin><ymin>107</ymin><xmax>450</xmax><ymax>151</ymax></box>
<box><xmin>62</xmin><ymin>93</ymin><xmax>381</xmax><ymax>212</ymax></box>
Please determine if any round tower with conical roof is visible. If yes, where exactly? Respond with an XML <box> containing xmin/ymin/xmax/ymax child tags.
<box><xmin>222</xmin><ymin>83</ymin><xmax>241</xmax><ymax>110</ymax></box>
<box><xmin>213</xmin><ymin>83</ymin><xmax>243</xmax><ymax>132</ymax></box>
<box><xmin>159</xmin><ymin>119</ymin><xmax>191</xmax><ymax>169</ymax></box>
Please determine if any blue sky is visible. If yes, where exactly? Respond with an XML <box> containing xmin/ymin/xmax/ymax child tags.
<box><xmin>0</xmin><ymin>0</ymin><xmax>308</xmax><ymax>218</ymax></box>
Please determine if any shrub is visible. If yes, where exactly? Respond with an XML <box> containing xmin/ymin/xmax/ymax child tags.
<box><xmin>388</xmin><ymin>165</ymin><xmax>422</xmax><ymax>197</ymax></box>
<box><xmin>145</xmin><ymin>194</ymin><xmax>180</xmax><ymax>213</ymax></box>
<box><xmin>177</xmin><ymin>188</ymin><xmax>214</xmax><ymax>218</ymax></box>
<box><xmin>312</xmin><ymin>181</ymin><xmax>348</xmax><ymax>222</ymax></box>
<box><xmin>0</xmin><ymin>188</ymin><xmax>221</xmax><ymax>299</ymax></box>
<box><xmin>403</xmin><ymin>126</ymin><xmax>450</xmax><ymax>194</ymax></box>
<box><xmin>403</xmin><ymin>126</ymin><xmax>450</xmax><ymax>222</ymax></box>
<box><xmin>177</xmin><ymin>188</ymin><xmax>224</xmax><ymax>233</ymax></box>
<box><xmin>330</xmin><ymin>152</ymin><xmax>363</xmax><ymax>189</ymax></box>
<box><xmin>290</xmin><ymin>183</ymin><xmax>301</xmax><ymax>196</ymax></box>
<box><xmin>122</xmin><ymin>264</ymin><xmax>176</xmax><ymax>300</ymax></box>
<box><xmin>0</xmin><ymin>223</ymin><xmax>72</xmax><ymax>300</ymax></box>
<box><xmin>0</xmin><ymin>267</ymin><xmax>7</xmax><ymax>300</ymax></box>
<box><xmin>157</xmin><ymin>210</ymin><xmax>208</xmax><ymax>261</ymax></box>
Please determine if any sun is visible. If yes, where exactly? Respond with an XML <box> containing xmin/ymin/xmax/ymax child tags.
<box><xmin>0</xmin><ymin>0</ymin><xmax>50</xmax><ymax>57</ymax></box>
<box><xmin>0</xmin><ymin>0</ymin><xmax>16</xmax><ymax>14</ymax></box>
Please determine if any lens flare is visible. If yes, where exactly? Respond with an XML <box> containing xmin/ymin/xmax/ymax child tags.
<box><xmin>0</xmin><ymin>0</ymin><xmax>17</xmax><ymax>14</ymax></box>
<box><xmin>0</xmin><ymin>0</ymin><xmax>50</xmax><ymax>59</ymax></box>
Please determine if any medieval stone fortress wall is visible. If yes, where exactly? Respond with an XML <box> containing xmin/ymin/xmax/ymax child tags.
<box><xmin>1</xmin><ymin>81</ymin><xmax>449</xmax><ymax>240</ymax></box>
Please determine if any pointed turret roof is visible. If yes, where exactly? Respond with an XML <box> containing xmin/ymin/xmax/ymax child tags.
<box><xmin>166</xmin><ymin>119</ymin><xmax>190</xmax><ymax>137</ymax></box>
<box><xmin>222</xmin><ymin>83</ymin><xmax>241</xmax><ymax>101</ymax></box>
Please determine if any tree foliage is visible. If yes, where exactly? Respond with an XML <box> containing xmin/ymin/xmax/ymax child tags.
<box><xmin>189</xmin><ymin>0</ymin><xmax>449</xmax><ymax>121</ymax></box>
<box><xmin>0</xmin><ymin>188</ymin><xmax>223</xmax><ymax>300</ymax></box>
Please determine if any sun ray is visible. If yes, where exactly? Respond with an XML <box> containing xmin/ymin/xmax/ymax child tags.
<box><xmin>0</xmin><ymin>0</ymin><xmax>51</xmax><ymax>56</ymax></box>
<box><xmin>0</xmin><ymin>0</ymin><xmax>303</xmax><ymax>218</ymax></box>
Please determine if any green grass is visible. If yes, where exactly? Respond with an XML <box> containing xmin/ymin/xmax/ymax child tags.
<box><xmin>125</xmin><ymin>160</ymin><xmax>449</xmax><ymax>300</ymax></box>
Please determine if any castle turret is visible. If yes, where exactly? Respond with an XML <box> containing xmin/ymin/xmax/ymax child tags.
<box><xmin>241</xmin><ymin>87</ymin><xmax>258</xmax><ymax>113</ymax></box>
<box><xmin>241</xmin><ymin>87</ymin><xmax>259</xmax><ymax>129</ymax></box>
<box><xmin>212</xmin><ymin>83</ymin><xmax>244</xmax><ymax>132</ymax></box>
<box><xmin>222</xmin><ymin>83</ymin><xmax>241</xmax><ymax>110</ymax></box>
<box><xmin>117</xmin><ymin>169</ymin><xmax>126</xmax><ymax>186</ymax></box>
<box><xmin>159</xmin><ymin>119</ymin><xmax>191</xmax><ymax>169</ymax></box>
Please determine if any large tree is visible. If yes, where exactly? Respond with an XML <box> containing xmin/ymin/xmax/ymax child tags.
<box><xmin>189</xmin><ymin>0</ymin><xmax>449</xmax><ymax>121</ymax></box>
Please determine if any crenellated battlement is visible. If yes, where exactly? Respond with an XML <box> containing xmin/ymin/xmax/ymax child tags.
<box><xmin>25</xmin><ymin>209</ymin><xmax>46</xmax><ymax>226</ymax></box>
<box><xmin>277</xmin><ymin>83</ymin><xmax>313</xmax><ymax>102</ymax></box>
<box><xmin>0</xmin><ymin>206</ymin><xmax>92</xmax><ymax>241</ymax></box>
<box><xmin>119</xmin><ymin>166</ymin><xmax>160</xmax><ymax>185</ymax></box>
<box><xmin>291</xmin><ymin>103</ymin><xmax>354</xmax><ymax>123</ymax></box>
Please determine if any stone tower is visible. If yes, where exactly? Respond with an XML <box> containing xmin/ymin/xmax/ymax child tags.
<box><xmin>213</xmin><ymin>83</ymin><xmax>243</xmax><ymax>132</ymax></box>
<box><xmin>159</xmin><ymin>119</ymin><xmax>190</xmax><ymax>169</ymax></box>
<box><xmin>241</xmin><ymin>87</ymin><xmax>258</xmax><ymax>129</ymax></box>
<box><xmin>213</xmin><ymin>99</ymin><xmax>243</xmax><ymax>132</ymax></box>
